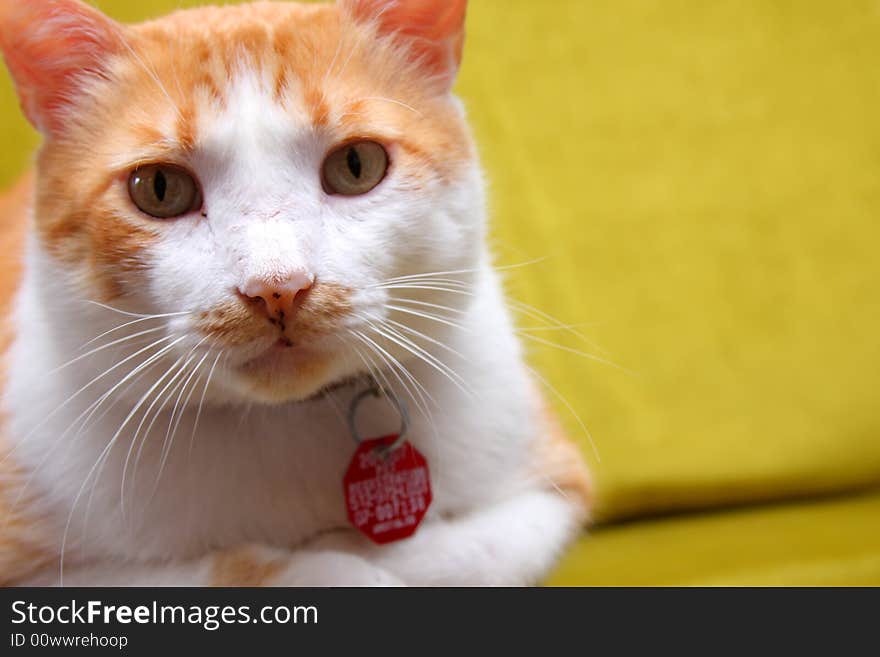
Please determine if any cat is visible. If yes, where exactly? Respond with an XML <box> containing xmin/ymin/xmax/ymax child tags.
<box><xmin>0</xmin><ymin>0</ymin><xmax>591</xmax><ymax>586</ymax></box>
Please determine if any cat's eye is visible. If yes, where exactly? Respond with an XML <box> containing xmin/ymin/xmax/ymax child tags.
<box><xmin>128</xmin><ymin>164</ymin><xmax>202</xmax><ymax>219</ymax></box>
<box><xmin>321</xmin><ymin>141</ymin><xmax>389</xmax><ymax>196</ymax></box>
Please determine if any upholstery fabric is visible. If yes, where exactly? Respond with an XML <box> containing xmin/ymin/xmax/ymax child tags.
<box><xmin>2</xmin><ymin>0</ymin><xmax>877</xmax><ymax>584</ymax></box>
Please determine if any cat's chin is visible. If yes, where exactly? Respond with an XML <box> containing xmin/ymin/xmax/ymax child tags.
<box><xmin>223</xmin><ymin>340</ymin><xmax>347</xmax><ymax>404</ymax></box>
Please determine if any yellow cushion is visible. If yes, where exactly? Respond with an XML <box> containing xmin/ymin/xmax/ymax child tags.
<box><xmin>462</xmin><ymin>0</ymin><xmax>880</xmax><ymax>521</ymax></box>
<box><xmin>549</xmin><ymin>490</ymin><xmax>880</xmax><ymax>586</ymax></box>
<box><xmin>2</xmin><ymin>1</ymin><xmax>879</xmax><ymax>528</ymax></box>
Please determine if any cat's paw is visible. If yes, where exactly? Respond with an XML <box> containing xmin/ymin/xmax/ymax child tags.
<box><xmin>210</xmin><ymin>545</ymin><xmax>403</xmax><ymax>587</ymax></box>
<box><xmin>278</xmin><ymin>550</ymin><xmax>404</xmax><ymax>587</ymax></box>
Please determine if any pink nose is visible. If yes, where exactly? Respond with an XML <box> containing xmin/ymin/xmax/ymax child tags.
<box><xmin>239</xmin><ymin>270</ymin><xmax>314</xmax><ymax>324</ymax></box>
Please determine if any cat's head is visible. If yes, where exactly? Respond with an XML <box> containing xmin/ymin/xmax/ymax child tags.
<box><xmin>0</xmin><ymin>0</ymin><xmax>483</xmax><ymax>403</ymax></box>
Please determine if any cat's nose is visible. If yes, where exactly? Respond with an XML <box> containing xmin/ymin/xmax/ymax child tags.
<box><xmin>239</xmin><ymin>270</ymin><xmax>315</xmax><ymax>324</ymax></box>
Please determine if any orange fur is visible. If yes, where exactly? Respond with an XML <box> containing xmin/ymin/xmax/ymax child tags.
<box><xmin>0</xmin><ymin>174</ymin><xmax>54</xmax><ymax>585</ymax></box>
<box><xmin>197</xmin><ymin>282</ymin><xmax>353</xmax><ymax>347</ymax></box>
<box><xmin>344</xmin><ymin>0</ymin><xmax>467</xmax><ymax>85</ymax></box>
<box><xmin>0</xmin><ymin>0</ymin><xmax>125</xmax><ymax>133</ymax></box>
<box><xmin>196</xmin><ymin>302</ymin><xmax>274</xmax><ymax>349</ymax></box>
<box><xmin>210</xmin><ymin>546</ymin><xmax>287</xmax><ymax>586</ymax></box>
<box><xmin>532</xmin><ymin>383</ymin><xmax>593</xmax><ymax>521</ymax></box>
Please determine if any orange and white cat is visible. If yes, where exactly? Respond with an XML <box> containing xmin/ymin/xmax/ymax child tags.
<box><xmin>0</xmin><ymin>0</ymin><xmax>590</xmax><ymax>586</ymax></box>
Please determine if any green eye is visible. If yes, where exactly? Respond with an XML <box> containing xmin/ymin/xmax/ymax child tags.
<box><xmin>322</xmin><ymin>141</ymin><xmax>389</xmax><ymax>196</ymax></box>
<box><xmin>128</xmin><ymin>164</ymin><xmax>202</xmax><ymax>219</ymax></box>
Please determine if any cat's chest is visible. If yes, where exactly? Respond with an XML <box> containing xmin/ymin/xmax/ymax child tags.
<box><xmin>20</xmin><ymin>386</ymin><xmax>529</xmax><ymax>562</ymax></box>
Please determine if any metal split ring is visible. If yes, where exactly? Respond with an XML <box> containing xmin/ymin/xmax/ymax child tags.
<box><xmin>347</xmin><ymin>382</ymin><xmax>410</xmax><ymax>453</ymax></box>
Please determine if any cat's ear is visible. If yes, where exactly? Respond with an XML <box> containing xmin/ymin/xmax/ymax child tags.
<box><xmin>0</xmin><ymin>0</ymin><xmax>124</xmax><ymax>135</ymax></box>
<box><xmin>341</xmin><ymin>0</ymin><xmax>467</xmax><ymax>91</ymax></box>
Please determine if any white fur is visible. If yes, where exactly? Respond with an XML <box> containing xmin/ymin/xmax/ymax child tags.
<box><xmin>4</xmin><ymin>68</ymin><xmax>583</xmax><ymax>586</ymax></box>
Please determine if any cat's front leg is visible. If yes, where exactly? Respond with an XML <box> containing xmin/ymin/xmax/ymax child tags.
<box><xmin>212</xmin><ymin>546</ymin><xmax>406</xmax><ymax>587</ymax></box>
<box><xmin>22</xmin><ymin>546</ymin><xmax>404</xmax><ymax>587</ymax></box>
<box><xmin>315</xmin><ymin>488</ymin><xmax>586</xmax><ymax>586</ymax></box>
<box><xmin>24</xmin><ymin>489</ymin><xmax>580</xmax><ymax>586</ymax></box>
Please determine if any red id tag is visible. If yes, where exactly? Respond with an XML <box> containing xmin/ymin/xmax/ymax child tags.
<box><xmin>343</xmin><ymin>435</ymin><xmax>432</xmax><ymax>545</ymax></box>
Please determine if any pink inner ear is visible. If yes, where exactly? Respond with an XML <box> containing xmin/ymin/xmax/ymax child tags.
<box><xmin>346</xmin><ymin>0</ymin><xmax>467</xmax><ymax>84</ymax></box>
<box><xmin>0</xmin><ymin>0</ymin><xmax>122</xmax><ymax>134</ymax></box>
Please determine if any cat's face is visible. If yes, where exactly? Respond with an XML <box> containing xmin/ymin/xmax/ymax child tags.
<box><xmin>1</xmin><ymin>0</ymin><xmax>481</xmax><ymax>403</ymax></box>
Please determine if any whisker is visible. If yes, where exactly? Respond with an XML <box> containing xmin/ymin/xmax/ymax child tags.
<box><xmin>59</xmin><ymin>336</ymin><xmax>189</xmax><ymax>584</ymax></box>
<box><xmin>319</xmin><ymin>363</ymin><xmax>350</xmax><ymax>431</ymax></box>
<box><xmin>349</xmin><ymin>328</ymin><xmax>439</xmax><ymax>441</ymax></box>
<box><xmin>381</xmin><ymin>276</ymin><xmax>612</xmax><ymax>361</ymax></box>
<box><xmin>187</xmin><ymin>351</ymin><xmax>223</xmax><ymax>458</ymax></box>
<box><xmin>377</xmin><ymin>284</ymin><xmax>476</xmax><ymax>297</ymax></box>
<box><xmin>372</xmin><ymin>257</ymin><xmax>548</xmax><ymax>287</ymax></box>
<box><xmin>517</xmin><ymin>323</ymin><xmax>597</xmax><ymax>333</ymax></box>
<box><xmin>121</xmin><ymin>341</ymin><xmax>207</xmax><ymax>512</ymax></box>
<box><xmin>351</xmin><ymin>330</ymin><xmax>427</xmax><ymax>409</ymax></box>
<box><xmin>118</xmin><ymin>351</ymin><xmax>193</xmax><ymax>518</ymax></box>
<box><xmin>386</xmin><ymin>304</ymin><xmax>471</xmax><ymax>332</ymax></box>
<box><xmin>380</xmin><ymin>316</ymin><xmax>466</xmax><ymax>360</ymax></box>
<box><xmin>358</xmin><ymin>96</ymin><xmax>423</xmax><ymax>117</ymax></box>
<box><xmin>333</xmin><ymin>42</ymin><xmax>358</xmax><ymax>82</ymax></box>
<box><xmin>167</xmin><ymin>351</ymin><xmax>211</xmax><ymax>458</ymax></box>
<box><xmin>350</xmin><ymin>330</ymin><xmax>435</xmax><ymax>422</ymax></box>
<box><xmin>0</xmin><ymin>334</ymin><xmax>182</xmax><ymax>469</ymax></box>
<box><xmin>388</xmin><ymin>290</ymin><xmax>620</xmax><ymax>371</ymax></box>
<box><xmin>115</xmin><ymin>33</ymin><xmax>185</xmax><ymax>123</ymax></box>
<box><xmin>389</xmin><ymin>297</ymin><xmax>468</xmax><ymax>317</ymax></box>
<box><xmin>518</xmin><ymin>332</ymin><xmax>632</xmax><ymax>374</ymax></box>
<box><xmin>345</xmin><ymin>336</ymin><xmax>386</xmax><ymax>391</ymax></box>
<box><xmin>80</xmin><ymin>312</ymin><xmax>190</xmax><ymax>350</ymax></box>
<box><xmin>507</xmin><ymin>298</ymin><xmax>609</xmax><ymax>356</ymax></box>
<box><xmin>348</xmin><ymin>333</ymin><xmax>399</xmax><ymax>398</ymax></box>
<box><xmin>85</xmin><ymin>300</ymin><xmax>191</xmax><ymax>320</ymax></box>
<box><xmin>525</xmin><ymin>364</ymin><xmax>600</xmax><ymax>463</ymax></box>
<box><xmin>374</xmin><ymin>277</ymin><xmax>459</xmax><ymax>288</ymax></box>
<box><xmin>84</xmin><ymin>357</ymin><xmax>189</xmax><ymax>532</ymax></box>
<box><xmin>151</xmin><ymin>340</ymin><xmax>212</xmax><ymax>497</ymax></box>
<box><xmin>364</xmin><ymin>321</ymin><xmax>476</xmax><ymax>399</ymax></box>
<box><xmin>322</xmin><ymin>26</ymin><xmax>345</xmax><ymax>86</ymax></box>
<box><xmin>8</xmin><ymin>340</ymin><xmax>171</xmax><ymax>518</ymax></box>
<box><xmin>50</xmin><ymin>326</ymin><xmax>168</xmax><ymax>375</ymax></box>
<box><xmin>376</xmin><ymin>281</ymin><xmax>471</xmax><ymax>291</ymax></box>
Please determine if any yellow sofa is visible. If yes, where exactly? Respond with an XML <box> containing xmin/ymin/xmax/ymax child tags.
<box><xmin>2</xmin><ymin>0</ymin><xmax>878</xmax><ymax>585</ymax></box>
